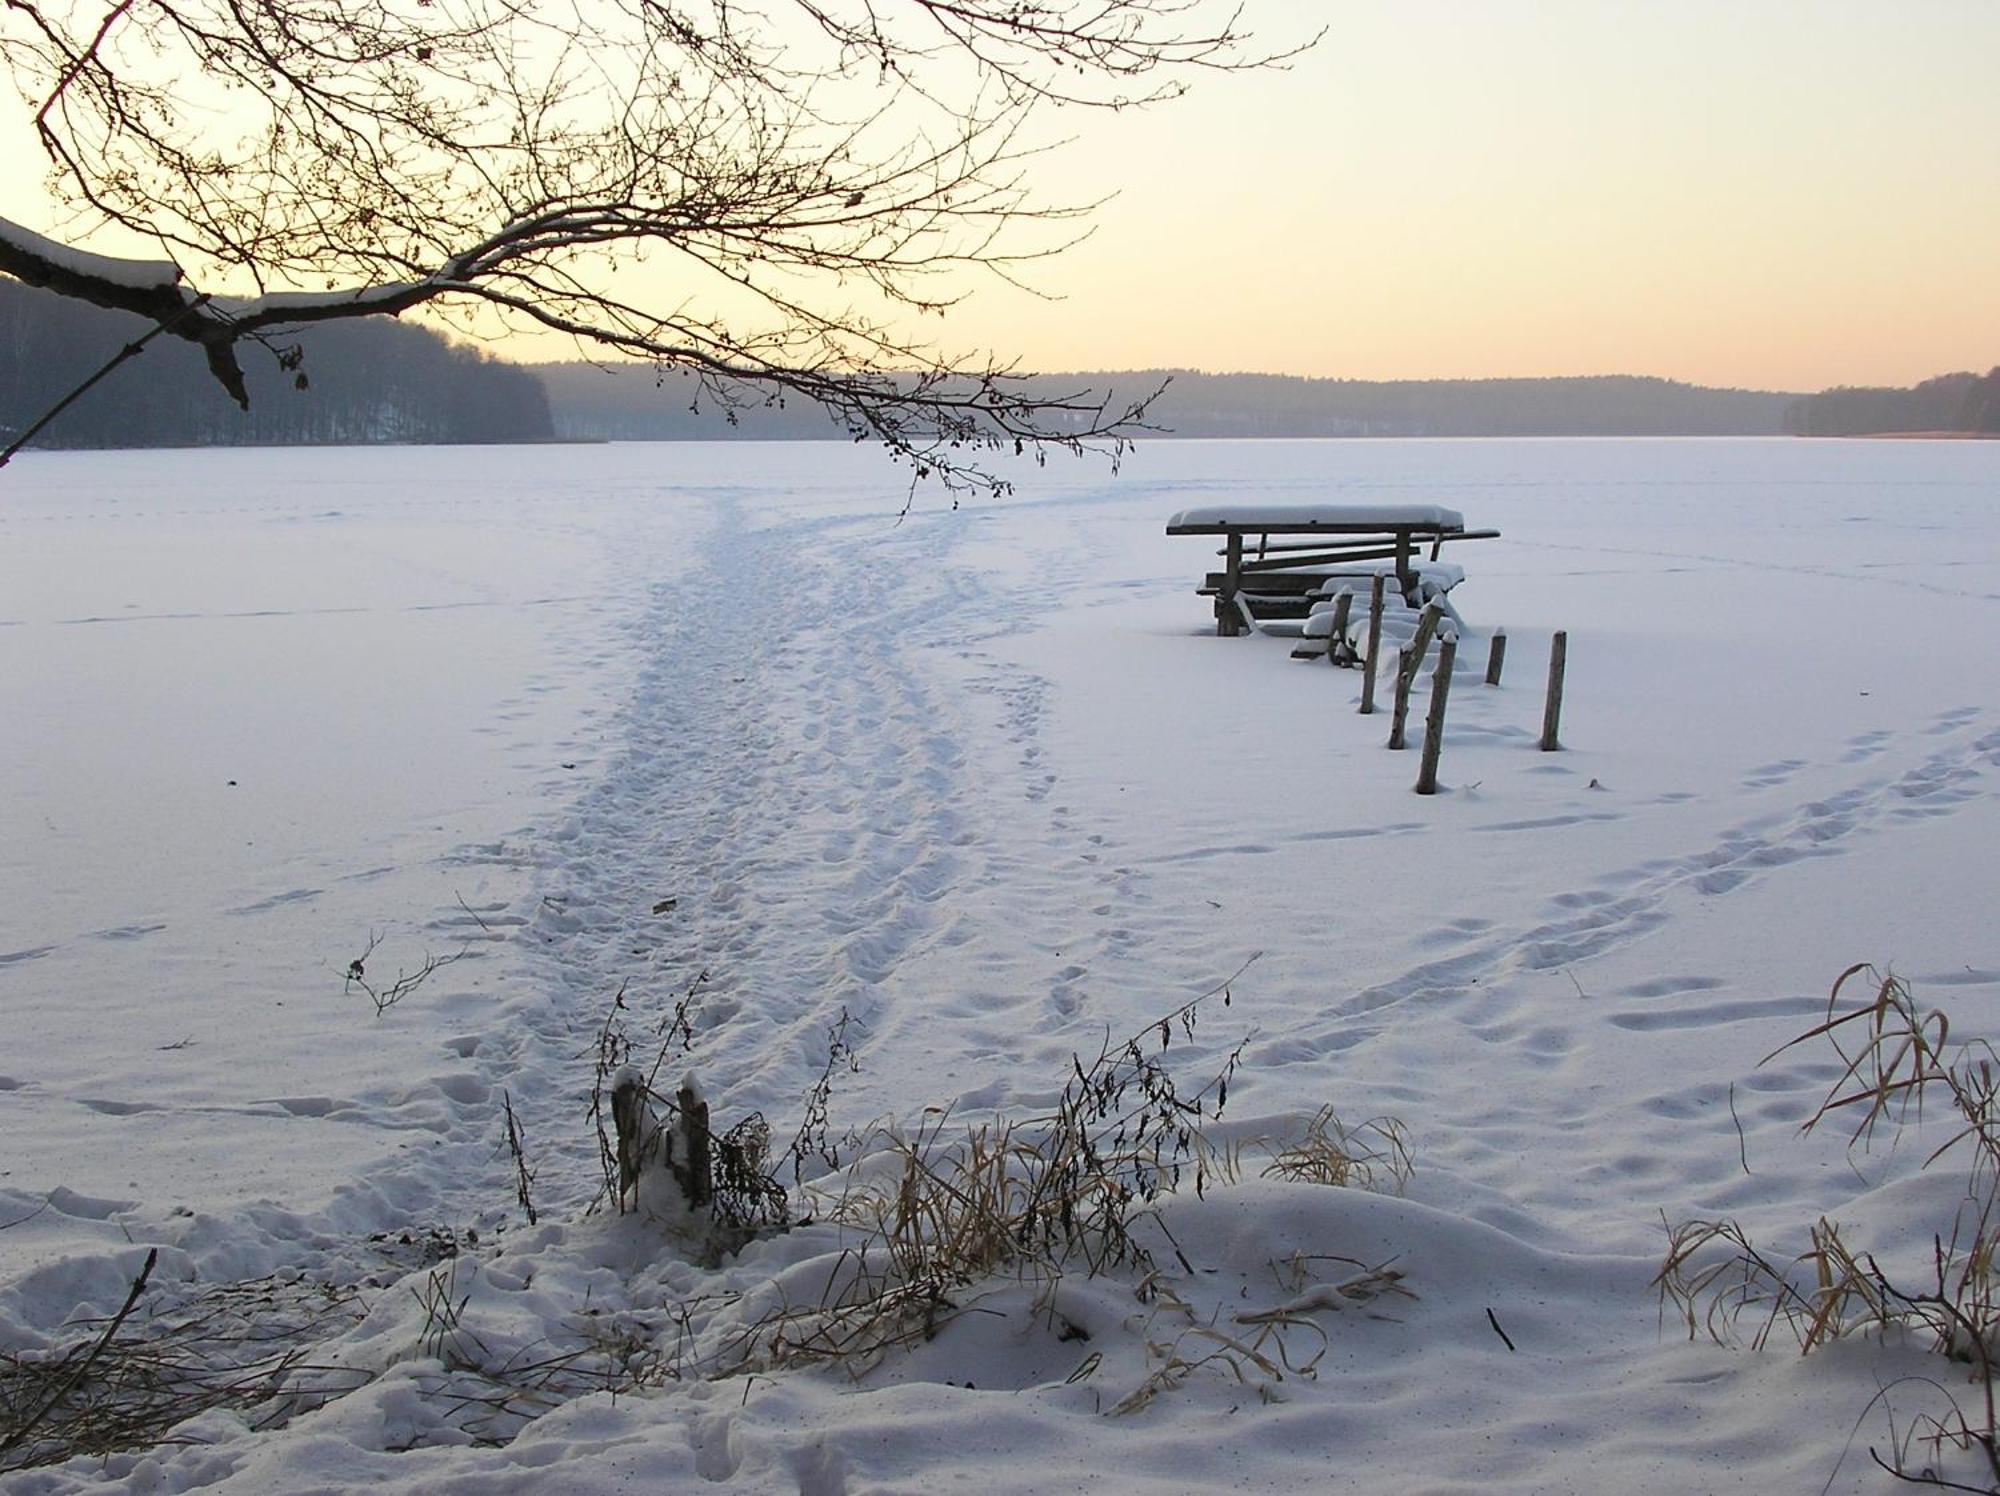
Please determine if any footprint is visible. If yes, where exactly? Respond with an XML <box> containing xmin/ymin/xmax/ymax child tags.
<box><xmin>1840</xmin><ymin>730</ymin><xmax>1892</xmax><ymax>764</ymax></box>
<box><xmin>268</xmin><ymin>1096</ymin><xmax>342</xmax><ymax>1117</ymax></box>
<box><xmin>1606</xmin><ymin>994</ymin><xmax>1822</xmax><ymax>1032</ymax></box>
<box><xmin>1925</xmin><ymin>706</ymin><xmax>1981</xmax><ymax>735</ymax></box>
<box><xmin>45</xmin><ymin>1186</ymin><xmax>137</xmax><ymax>1219</ymax></box>
<box><xmin>1474</xmin><ymin>811</ymin><xmax>1623</xmax><ymax>833</ymax></box>
<box><xmin>1913</xmin><ymin>968</ymin><xmax>2000</xmax><ymax>988</ymax></box>
<box><xmin>1740</xmin><ymin>759</ymin><xmax>1806</xmax><ymax>789</ymax></box>
<box><xmin>77</xmin><ymin>1097</ymin><xmax>165</xmax><ymax>1117</ymax></box>
<box><xmin>225</xmin><ymin>887</ymin><xmax>322</xmax><ymax>916</ymax></box>
<box><xmin>91</xmin><ymin>923</ymin><xmax>167</xmax><ymax>941</ymax></box>
<box><xmin>1616</xmin><ymin>975</ymin><xmax>1725</xmax><ymax>999</ymax></box>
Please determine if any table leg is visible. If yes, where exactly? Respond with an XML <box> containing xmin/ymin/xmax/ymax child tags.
<box><xmin>1221</xmin><ymin>532</ymin><xmax>1243</xmax><ymax>636</ymax></box>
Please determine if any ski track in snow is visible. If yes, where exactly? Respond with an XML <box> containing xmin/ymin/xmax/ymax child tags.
<box><xmin>472</xmin><ymin>493</ymin><xmax>1197</xmax><ymax>1212</ymax></box>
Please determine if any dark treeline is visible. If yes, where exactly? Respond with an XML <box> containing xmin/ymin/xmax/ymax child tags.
<box><xmin>0</xmin><ymin>278</ymin><xmax>552</xmax><ymax>449</ymax></box>
<box><xmin>1783</xmin><ymin>369</ymin><xmax>2000</xmax><ymax>437</ymax></box>
<box><xmin>1119</xmin><ymin>371</ymin><xmax>1793</xmax><ymax>437</ymax></box>
<box><xmin>28</xmin><ymin>270</ymin><xmax>1990</xmax><ymax>451</ymax></box>
<box><xmin>535</xmin><ymin>363</ymin><xmax>1796</xmax><ymax>441</ymax></box>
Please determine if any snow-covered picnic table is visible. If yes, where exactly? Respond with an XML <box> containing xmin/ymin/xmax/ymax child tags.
<box><xmin>1164</xmin><ymin>503</ymin><xmax>1500</xmax><ymax>636</ymax></box>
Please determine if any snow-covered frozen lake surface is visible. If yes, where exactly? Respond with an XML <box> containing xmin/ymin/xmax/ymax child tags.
<box><xmin>3</xmin><ymin>437</ymin><xmax>1998</xmax><ymax>1492</ymax></box>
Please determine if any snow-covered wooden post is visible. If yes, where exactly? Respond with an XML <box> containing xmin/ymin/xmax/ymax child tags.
<box><xmin>610</xmin><ymin>1068</ymin><xmax>653</xmax><ymax>1213</ymax></box>
<box><xmin>609</xmin><ymin>1067</ymin><xmax>712</xmax><ymax>1216</ymax></box>
<box><xmin>1387</xmin><ymin>600</ymin><xmax>1445</xmax><ymax>751</ymax></box>
<box><xmin>1415</xmin><ymin>630</ymin><xmax>1459</xmax><ymax>795</ymax></box>
<box><xmin>675</xmin><ymin>1077</ymin><xmax>712</xmax><ymax>1210</ymax></box>
<box><xmin>1539</xmin><ymin>631</ymin><xmax>1568</xmax><ymax>751</ymax></box>
<box><xmin>1485</xmin><ymin>629</ymin><xmax>1507</xmax><ymax>686</ymax></box>
<box><xmin>1359</xmin><ymin>576</ymin><xmax>1386</xmax><ymax>714</ymax></box>
<box><xmin>1386</xmin><ymin>648</ymin><xmax>1412</xmax><ymax>749</ymax></box>
<box><xmin>1326</xmin><ymin>589</ymin><xmax>1354</xmax><ymax>667</ymax></box>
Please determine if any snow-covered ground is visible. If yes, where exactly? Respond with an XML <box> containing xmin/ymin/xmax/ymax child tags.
<box><xmin>2</xmin><ymin>436</ymin><xmax>1998</xmax><ymax>1493</ymax></box>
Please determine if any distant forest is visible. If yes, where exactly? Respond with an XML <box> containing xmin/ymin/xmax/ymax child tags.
<box><xmin>0</xmin><ymin>279</ymin><xmax>551</xmax><ymax>449</ymax></box>
<box><xmin>1783</xmin><ymin>369</ymin><xmax>2000</xmax><ymax>437</ymax></box>
<box><xmin>5</xmin><ymin>273</ymin><xmax>1995</xmax><ymax>450</ymax></box>
<box><xmin>535</xmin><ymin>364</ymin><xmax>1797</xmax><ymax>441</ymax></box>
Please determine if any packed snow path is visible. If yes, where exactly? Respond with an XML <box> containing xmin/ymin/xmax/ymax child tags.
<box><xmin>3</xmin><ymin>438</ymin><xmax>1999</xmax><ymax>1493</ymax></box>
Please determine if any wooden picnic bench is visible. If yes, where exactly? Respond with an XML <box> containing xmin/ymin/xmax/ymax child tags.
<box><xmin>1164</xmin><ymin>504</ymin><xmax>1500</xmax><ymax>636</ymax></box>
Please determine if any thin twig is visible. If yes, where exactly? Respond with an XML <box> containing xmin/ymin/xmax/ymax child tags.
<box><xmin>0</xmin><ymin>298</ymin><xmax>211</xmax><ymax>469</ymax></box>
<box><xmin>1</xmin><ymin>1248</ymin><xmax>157</xmax><ymax>1456</ymax></box>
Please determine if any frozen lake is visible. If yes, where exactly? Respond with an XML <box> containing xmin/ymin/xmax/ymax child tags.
<box><xmin>3</xmin><ymin>436</ymin><xmax>1999</xmax><ymax>1492</ymax></box>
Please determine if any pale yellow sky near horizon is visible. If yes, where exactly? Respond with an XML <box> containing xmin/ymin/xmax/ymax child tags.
<box><xmin>3</xmin><ymin>0</ymin><xmax>1996</xmax><ymax>392</ymax></box>
<box><xmin>969</xmin><ymin>0</ymin><xmax>2000</xmax><ymax>392</ymax></box>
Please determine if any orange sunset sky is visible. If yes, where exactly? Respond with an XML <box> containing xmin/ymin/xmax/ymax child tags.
<box><xmin>3</xmin><ymin>0</ymin><xmax>1995</xmax><ymax>393</ymax></box>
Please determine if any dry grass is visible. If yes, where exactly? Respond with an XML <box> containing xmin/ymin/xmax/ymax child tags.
<box><xmin>1110</xmin><ymin>1260</ymin><xmax>1411</xmax><ymax>1415</ymax></box>
<box><xmin>718</xmin><ymin>962</ymin><xmax>1413</xmax><ymax>1408</ymax></box>
<box><xmin>388</xmin><ymin>1259</ymin><xmax>690</xmax><ymax>1448</ymax></box>
<box><xmin>714</xmin><ymin>967</ymin><xmax>1255</xmax><ymax>1378</ymax></box>
<box><xmin>0</xmin><ymin>1264</ymin><xmax>369</xmax><ymax>1474</ymax></box>
<box><xmin>1657</xmin><ymin>964</ymin><xmax>2000</xmax><ymax>1488</ymax></box>
<box><xmin>5</xmin><ymin>961</ymin><xmax>1415</xmax><ymax>1467</ymax></box>
<box><xmin>1262</xmin><ymin>1108</ymin><xmax>1413</xmax><ymax>1194</ymax></box>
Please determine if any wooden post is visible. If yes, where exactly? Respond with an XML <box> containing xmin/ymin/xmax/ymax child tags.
<box><xmin>1326</xmin><ymin>590</ymin><xmax>1354</xmax><ymax>666</ymax></box>
<box><xmin>609</xmin><ymin>1069</ymin><xmax>649</xmax><ymax>1213</ymax></box>
<box><xmin>1393</xmin><ymin>528</ymin><xmax>1415</xmax><ymax>603</ymax></box>
<box><xmin>1387</xmin><ymin>647</ymin><xmax>1413</xmax><ymax>750</ymax></box>
<box><xmin>676</xmin><ymin>1077</ymin><xmax>712</xmax><ymax>1209</ymax></box>
<box><xmin>1415</xmin><ymin>633</ymin><xmax>1458</xmax><ymax>794</ymax></box>
<box><xmin>1387</xmin><ymin>600</ymin><xmax>1444</xmax><ymax>750</ymax></box>
<box><xmin>1406</xmin><ymin>600</ymin><xmax>1444</xmax><ymax>678</ymax></box>
<box><xmin>1485</xmin><ymin>629</ymin><xmax>1507</xmax><ymax>686</ymax></box>
<box><xmin>1358</xmin><ymin>575</ymin><xmax>1385</xmax><ymax>713</ymax></box>
<box><xmin>1539</xmin><ymin>630</ymin><xmax>1568</xmax><ymax>752</ymax></box>
<box><xmin>1220</xmin><ymin>532</ymin><xmax>1243</xmax><ymax>637</ymax></box>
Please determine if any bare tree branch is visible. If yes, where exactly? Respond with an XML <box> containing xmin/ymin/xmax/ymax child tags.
<box><xmin>0</xmin><ymin>0</ymin><xmax>1311</xmax><ymax>489</ymax></box>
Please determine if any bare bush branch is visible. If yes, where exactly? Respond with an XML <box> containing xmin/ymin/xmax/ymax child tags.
<box><xmin>342</xmin><ymin>931</ymin><xmax>471</xmax><ymax>1017</ymax></box>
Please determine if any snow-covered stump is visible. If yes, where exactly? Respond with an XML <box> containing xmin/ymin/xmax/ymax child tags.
<box><xmin>609</xmin><ymin>1067</ymin><xmax>713</xmax><ymax>1221</ymax></box>
<box><xmin>1415</xmin><ymin>630</ymin><xmax>1459</xmax><ymax>795</ymax></box>
<box><xmin>1540</xmin><ymin>631</ymin><xmax>1568</xmax><ymax>751</ymax></box>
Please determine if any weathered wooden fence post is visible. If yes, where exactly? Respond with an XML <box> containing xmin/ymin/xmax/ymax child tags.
<box><xmin>1387</xmin><ymin>647</ymin><xmax>1412</xmax><ymax>748</ymax></box>
<box><xmin>1415</xmin><ymin>631</ymin><xmax>1459</xmax><ymax>794</ymax></box>
<box><xmin>610</xmin><ymin>1069</ymin><xmax>648</xmax><ymax>1213</ymax></box>
<box><xmin>1358</xmin><ymin>575</ymin><xmax>1385</xmax><ymax>713</ymax></box>
<box><xmin>1485</xmin><ymin>629</ymin><xmax>1507</xmax><ymax>686</ymax></box>
<box><xmin>676</xmin><ymin>1078</ymin><xmax>712</xmax><ymax>1210</ymax></box>
<box><xmin>610</xmin><ymin>1069</ymin><xmax>714</xmax><ymax>1215</ymax></box>
<box><xmin>1387</xmin><ymin>600</ymin><xmax>1444</xmax><ymax>751</ymax></box>
<box><xmin>1326</xmin><ymin>589</ymin><xmax>1354</xmax><ymax>667</ymax></box>
<box><xmin>1539</xmin><ymin>630</ymin><xmax>1568</xmax><ymax>751</ymax></box>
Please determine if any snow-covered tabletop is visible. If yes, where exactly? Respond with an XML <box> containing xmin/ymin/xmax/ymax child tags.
<box><xmin>1165</xmin><ymin>503</ymin><xmax>1469</xmax><ymax>532</ymax></box>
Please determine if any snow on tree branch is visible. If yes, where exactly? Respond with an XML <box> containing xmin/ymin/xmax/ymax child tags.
<box><xmin>0</xmin><ymin>0</ymin><xmax>1311</xmax><ymax>486</ymax></box>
